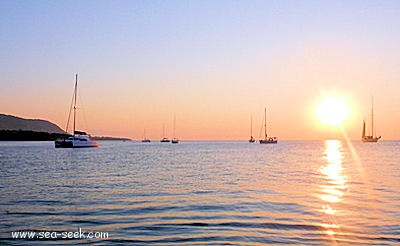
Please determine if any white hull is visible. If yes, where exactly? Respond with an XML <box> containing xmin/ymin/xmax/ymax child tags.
<box><xmin>55</xmin><ymin>135</ymin><xmax>98</xmax><ymax>148</ymax></box>
<box><xmin>54</xmin><ymin>75</ymin><xmax>98</xmax><ymax>148</ymax></box>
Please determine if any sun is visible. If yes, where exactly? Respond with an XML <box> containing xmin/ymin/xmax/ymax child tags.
<box><xmin>317</xmin><ymin>97</ymin><xmax>350</xmax><ymax>127</ymax></box>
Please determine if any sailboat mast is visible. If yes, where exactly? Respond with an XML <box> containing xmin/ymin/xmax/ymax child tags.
<box><xmin>73</xmin><ymin>74</ymin><xmax>78</xmax><ymax>136</ymax></box>
<box><xmin>362</xmin><ymin>119</ymin><xmax>366</xmax><ymax>138</ymax></box>
<box><xmin>162</xmin><ymin>123</ymin><xmax>166</xmax><ymax>138</ymax></box>
<box><xmin>371</xmin><ymin>96</ymin><xmax>374</xmax><ymax>137</ymax></box>
<box><xmin>250</xmin><ymin>114</ymin><xmax>253</xmax><ymax>136</ymax></box>
<box><xmin>264</xmin><ymin>108</ymin><xmax>267</xmax><ymax>139</ymax></box>
<box><xmin>173</xmin><ymin>114</ymin><xmax>176</xmax><ymax>138</ymax></box>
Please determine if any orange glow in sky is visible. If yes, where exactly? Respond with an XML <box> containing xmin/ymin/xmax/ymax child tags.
<box><xmin>1</xmin><ymin>1</ymin><xmax>400</xmax><ymax>140</ymax></box>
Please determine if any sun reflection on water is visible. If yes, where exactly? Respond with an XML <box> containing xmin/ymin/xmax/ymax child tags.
<box><xmin>320</xmin><ymin>140</ymin><xmax>347</xmax><ymax>204</ymax></box>
<box><xmin>319</xmin><ymin>140</ymin><xmax>348</xmax><ymax>239</ymax></box>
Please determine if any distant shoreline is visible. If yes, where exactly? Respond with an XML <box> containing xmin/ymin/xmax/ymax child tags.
<box><xmin>0</xmin><ymin>130</ymin><xmax>131</xmax><ymax>141</ymax></box>
<box><xmin>0</xmin><ymin>130</ymin><xmax>69</xmax><ymax>141</ymax></box>
<box><xmin>91</xmin><ymin>136</ymin><xmax>132</xmax><ymax>141</ymax></box>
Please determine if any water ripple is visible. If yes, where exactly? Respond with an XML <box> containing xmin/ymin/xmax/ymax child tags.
<box><xmin>1</xmin><ymin>141</ymin><xmax>399</xmax><ymax>245</ymax></box>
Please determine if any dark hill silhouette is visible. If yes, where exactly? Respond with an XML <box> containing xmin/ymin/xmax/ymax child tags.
<box><xmin>0</xmin><ymin>114</ymin><xmax>132</xmax><ymax>141</ymax></box>
<box><xmin>0</xmin><ymin>114</ymin><xmax>65</xmax><ymax>133</ymax></box>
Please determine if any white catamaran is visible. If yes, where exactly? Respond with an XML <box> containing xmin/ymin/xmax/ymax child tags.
<box><xmin>55</xmin><ymin>74</ymin><xmax>98</xmax><ymax>148</ymax></box>
<box><xmin>361</xmin><ymin>96</ymin><xmax>381</xmax><ymax>142</ymax></box>
<box><xmin>259</xmin><ymin>108</ymin><xmax>277</xmax><ymax>144</ymax></box>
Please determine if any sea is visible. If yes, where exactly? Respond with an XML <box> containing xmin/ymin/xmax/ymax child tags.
<box><xmin>0</xmin><ymin>140</ymin><xmax>399</xmax><ymax>245</ymax></box>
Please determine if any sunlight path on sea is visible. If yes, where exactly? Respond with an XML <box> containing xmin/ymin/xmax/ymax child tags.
<box><xmin>319</xmin><ymin>140</ymin><xmax>347</xmax><ymax>242</ymax></box>
<box><xmin>0</xmin><ymin>141</ymin><xmax>399</xmax><ymax>245</ymax></box>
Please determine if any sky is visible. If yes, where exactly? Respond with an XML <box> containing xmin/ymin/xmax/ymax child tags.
<box><xmin>1</xmin><ymin>0</ymin><xmax>400</xmax><ymax>140</ymax></box>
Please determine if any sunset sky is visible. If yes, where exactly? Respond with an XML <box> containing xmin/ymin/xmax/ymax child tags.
<box><xmin>1</xmin><ymin>1</ymin><xmax>399</xmax><ymax>140</ymax></box>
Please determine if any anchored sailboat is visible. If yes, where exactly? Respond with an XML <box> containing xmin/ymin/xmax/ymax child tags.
<box><xmin>259</xmin><ymin>108</ymin><xmax>277</xmax><ymax>144</ymax></box>
<box><xmin>55</xmin><ymin>74</ymin><xmax>98</xmax><ymax>148</ymax></box>
<box><xmin>142</xmin><ymin>129</ymin><xmax>151</xmax><ymax>142</ymax></box>
<box><xmin>361</xmin><ymin>96</ymin><xmax>381</xmax><ymax>142</ymax></box>
<box><xmin>249</xmin><ymin>114</ymin><xmax>255</xmax><ymax>143</ymax></box>
<box><xmin>171</xmin><ymin>114</ymin><xmax>180</xmax><ymax>144</ymax></box>
<box><xmin>160</xmin><ymin>124</ymin><xmax>170</xmax><ymax>142</ymax></box>
<box><xmin>171</xmin><ymin>138</ymin><xmax>180</xmax><ymax>144</ymax></box>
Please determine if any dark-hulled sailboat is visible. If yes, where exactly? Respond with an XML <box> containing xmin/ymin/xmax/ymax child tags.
<box><xmin>259</xmin><ymin>108</ymin><xmax>277</xmax><ymax>144</ymax></box>
<box><xmin>361</xmin><ymin>96</ymin><xmax>381</xmax><ymax>142</ymax></box>
<box><xmin>249</xmin><ymin>114</ymin><xmax>255</xmax><ymax>143</ymax></box>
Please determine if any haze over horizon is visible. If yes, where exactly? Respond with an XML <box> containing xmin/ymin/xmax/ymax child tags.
<box><xmin>1</xmin><ymin>1</ymin><xmax>400</xmax><ymax>140</ymax></box>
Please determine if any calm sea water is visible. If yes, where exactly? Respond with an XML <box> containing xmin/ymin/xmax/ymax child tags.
<box><xmin>0</xmin><ymin>140</ymin><xmax>399</xmax><ymax>245</ymax></box>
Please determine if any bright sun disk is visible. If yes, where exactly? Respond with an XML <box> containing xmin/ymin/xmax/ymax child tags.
<box><xmin>317</xmin><ymin>97</ymin><xmax>350</xmax><ymax>127</ymax></box>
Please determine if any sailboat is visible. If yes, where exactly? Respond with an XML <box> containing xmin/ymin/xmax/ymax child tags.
<box><xmin>171</xmin><ymin>114</ymin><xmax>180</xmax><ymax>144</ymax></box>
<box><xmin>171</xmin><ymin>138</ymin><xmax>180</xmax><ymax>144</ymax></box>
<box><xmin>361</xmin><ymin>96</ymin><xmax>381</xmax><ymax>142</ymax></box>
<box><xmin>249</xmin><ymin>114</ymin><xmax>255</xmax><ymax>143</ymax></box>
<box><xmin>160</xmin><ymin>124</ymin><xmax>170</xmax><ymax>142</ymax></box>
<box><xmin>141</xmin><ymin>129</ymin><xmax>151</xmax><ymax>142</ymax></box>
<box><xmin>160</xmin><ymin>137</ymin><xmax>170</xmax><ymax>142</ymax></box>
<box><xmin>259</xmin><ymin>108</ymin><xmax>277</xmax><ymax>144</ymax></box>
<box><xmin>55</xmin><ymin>74</ymin><xmax>99</xmax><ymax>148</ymax></box>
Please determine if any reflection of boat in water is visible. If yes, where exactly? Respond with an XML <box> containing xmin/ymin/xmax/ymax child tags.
<box><xmin>141</xmin><ymin>129</ymin><xmax>151</xmax><ymax>142</ymax></box>
<box><xmin>361</xmin><ymin>97</ymin><xmax>381</xmax><ymax>142</ymax></box>
<box><xmin>55</xmin><ymin>74</ymin><xmax>98</xmax><ymax>148</ymax></box>
<box><xmin>259</xmin><ymin>108</ymin><xmax>277</xmax><ymax>144</ymax></box>
<box><xmin>249</xmin><ymin>114</ymin><xmax>255</xmax><ymax>143</ymax></box>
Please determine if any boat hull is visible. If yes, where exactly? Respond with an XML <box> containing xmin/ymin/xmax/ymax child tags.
<box><xmin>259</xmin><ymin>140</ymin><xmax>278</xmax><ymax>144</ymax></box>
<box><xmin>171</xmin><ymin>139</ymin><xmax>180</xmax><ymax>144</ymax></box>
<box><xmin>361</xmin><ymin>136</ymin><xmax>381</xmax><ymax>142</ymax></box>
<box><xmin>259</xmin><ymin>138</ymin><xmax>278</xmax><ymax>144</ymax></box>
<box><xmin>55</xmin><ymin>138</ymin><xmax>99</xmax><ymax>148</ymax></box>
<box><xmin>55</xmin><ymin>140</ymin><xmax>73</xmax><ymax>148</ymax></box>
